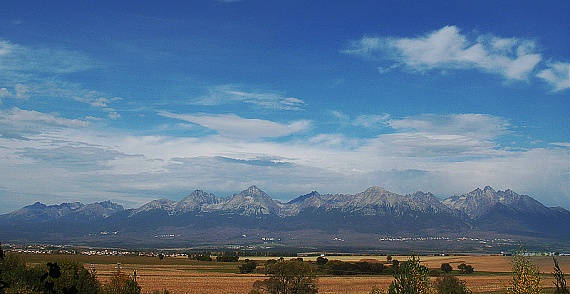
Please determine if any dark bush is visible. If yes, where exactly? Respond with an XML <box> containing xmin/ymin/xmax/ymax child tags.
<box><xmin>434</xmin><ymin>274</ymin><xmax>472</xmax><ymax>294</ymax></box>
<box><xmin>239</xmin><ymin>259</ymin><xmax>258</xmax><ymax>274</ymax></box>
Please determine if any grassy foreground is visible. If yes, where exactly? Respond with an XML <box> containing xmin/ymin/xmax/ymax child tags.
<box><xmin>15</xmin><ymin>253</ymin><xmax>569</xmax><ymax>294</ymax></box>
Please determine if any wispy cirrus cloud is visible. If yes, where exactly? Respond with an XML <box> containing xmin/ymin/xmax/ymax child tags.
<box><xmin>0</xmin><ymin>107</ymin><xmax>90</xmax><ymax>138</ymax></box>
<box><xmin>388</xmin><ymin>113</ymin><xmax>510</xmax><ymax>140</ymax></box>
<box><xmin>0</xmin><ymin>39</ymin><xmax>94</xmax><ymax>74</ymax></box>
<box><xmin>193</xmin><ymin>85</ymin><xmax>306</xmax><ymax>110</ymax></box>
<box><xmin>344</xmin><ymin>26</ymin><xmax>544</xmax><ymax>82</ymax></box>
<box><xmin>159</xmin><ymin>111</ymin><xmax>311</xmax><ymax>139</ymax></box>
<box><xmin>330</xmin><ymin>111</ymin><xmax>391</xmax><ymax>129</ymax></box>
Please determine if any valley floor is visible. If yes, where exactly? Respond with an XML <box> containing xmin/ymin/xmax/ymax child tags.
<box><xmin>18</xmin><ymin>253</ymin><xmax>569</xmax><ymax>294</ymax></box>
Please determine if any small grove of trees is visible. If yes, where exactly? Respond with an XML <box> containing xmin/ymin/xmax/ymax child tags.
<box><xmin>0</xmin><ymin>251</ymin><xmax>143</xmax><ymax>294</ymax></box>
<box><xmin>457</xmin><ymin>263</ymin><xmax>474</xmax><ymax>274</ymax></box>
<box><xmin>216</xmin><ymin>253</ymin><xmax>240</xmax><ymax>262</ymax></box>
<box><xmin>250</xmin><ymin>259</ymin><xmax>317</xmax><ymax>294</ymax></box>
<box><xmin>440</xmin><ymin>263</ymin><xmax>452</xmax><ymax>273</ymax></box>
<box><xmin>0</xmin><ymin>254</ymin><xmax>103</xmax><ymax>294</ymax></box>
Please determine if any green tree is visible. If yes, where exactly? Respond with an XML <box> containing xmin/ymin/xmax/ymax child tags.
<box><xmin>316</xmin><ymin>257</ymin><xmax>328</xmax><ymax>268</ymax></box>
<box><xmin>251</xmin><ymin>259</ymin><xmax>317</xmax><ymax>294</ymax></box>
<box><xmin>505</xmin><ymin>248</ymin><xmax>542</xmax><ymax>294</ymax></box>
<box><xmin>388</xmin><ymin>255</ymin><xmax>432</xmax><ymax>294</ymax></box>
<box><xmin>433</xmin><ymin>275</ymin><xmax>471</xmax><ymax>294</ymax></box>
<box><xmin>457</xmin><ymin>263</ymin><xmax>473</xmax><ymax>274</ymax></box>
<box><xmin>440</xmin><ymin>263</ymin><xmax>452</xmax><ymax>274</ymax></box>
<box><xmin>553</xmin><ymin>256</ymin><xmax>569</xmax><ymax>294</ymax></box>
<box><xmin>239</xmin><ymin>259</ymin><xmax>258</xmax><ymax>274</ymax></box>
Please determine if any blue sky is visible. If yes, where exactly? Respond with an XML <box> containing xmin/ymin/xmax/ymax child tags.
<box><xmin>0</xmin><ymin>0</ymin><xmax>568</xmax><ymax>213</ymax></box>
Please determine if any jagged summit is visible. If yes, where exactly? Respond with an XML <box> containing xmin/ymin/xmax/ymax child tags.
<box><xmin>221</xmin><ymin>185</ymin><xmax>281</xmax><ymax>215</ymax></box>
<box><xmin>175</xmin><ymin>190</ymin><xmax>219</xmax><ymax>213</ymax></box>
<box><xmin>287</xmin><ymin>191</ymin><xmax>320</xmax><ymax>204</ymax></box>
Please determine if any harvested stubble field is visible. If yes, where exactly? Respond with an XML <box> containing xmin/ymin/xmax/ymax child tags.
<box><xmin>19</xmin><ymin>253</ymin><xmax>569</xmax><ymax>294</ymax></box>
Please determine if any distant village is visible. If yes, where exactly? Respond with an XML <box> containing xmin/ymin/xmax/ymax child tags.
<box><xmin>2</xmin><ymin>239</ymin><xmax>569</xmax><ymax>257</ymax></box>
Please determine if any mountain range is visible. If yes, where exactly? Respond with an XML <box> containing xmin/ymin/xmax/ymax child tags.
<box><xmin>1</xmin><ymin>186</ymin><xmax>568</xmax><ymax>251</ymax></box>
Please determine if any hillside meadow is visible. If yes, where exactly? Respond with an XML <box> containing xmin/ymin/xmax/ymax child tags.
<box><xmin>15</xmin><ymin>253</ymin><xmax>570</xmax><ymax>294</ymax></box>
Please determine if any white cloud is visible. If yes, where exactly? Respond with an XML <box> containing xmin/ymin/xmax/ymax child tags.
<box><xmin>536</xmin><ymin>62</ymin><xmax>570</xmax><ymax>92</ymax></box>
<box><xmin>0</xmin><ymin>87</ymin><xmax>13</xmax><ymax>98</ymax></box>
<box><xmin>159</xmin><ymin>112</ymin><xmax>311</xmax><ymax>139</ymax></box>
<box><xmin>550</xmin><ymin>142</ymin><xmax>570</xmax><ymax>148</ymax></box>
<box><xmin>193</xmin><ymin>85</ymin><xmax>306</xmax><ymax>110</ymax></box>
<box><xmin>344</xmin><ymin>26</ymin><xmax>542</xmax><ymax>81</ymax></box>
<box><xmin>15</xmin><ymin>83</ymin><xmax>29</xmax><ymax>99</ymax></box>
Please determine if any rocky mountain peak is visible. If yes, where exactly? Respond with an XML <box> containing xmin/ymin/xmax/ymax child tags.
<box><xmin>134</xmin><ymin>198</ymin><xmax>177</xmax><ymax>215</ymax></box>
<box><xmin>222</xmin><ymin>186</ymin><xmax>280</xmax><ymax>215</ymax></box>
<box><xmin>350</xmin><ymin>186</ymin><xmax>402</xmax><ymax>207</ymax></box>
<box><xmin>26</xmin><ymin>202</ymin><xmax>47</xmax><ymax>210</ymax></box>
<box><xmin>73</xmin><ymin>201</ymin><xmax>124</xmax><ymax>220</ymax></box>
<box><xmin>175</xmin><ymin>190</ymin><xmax>219</xmax><ymax>212</ymax></box>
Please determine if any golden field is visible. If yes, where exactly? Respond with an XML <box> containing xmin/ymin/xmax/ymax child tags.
<box><xmin>17</xmin><ymin>253</ymin><xmax>570</xmax><ymax>294</ymax></box>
